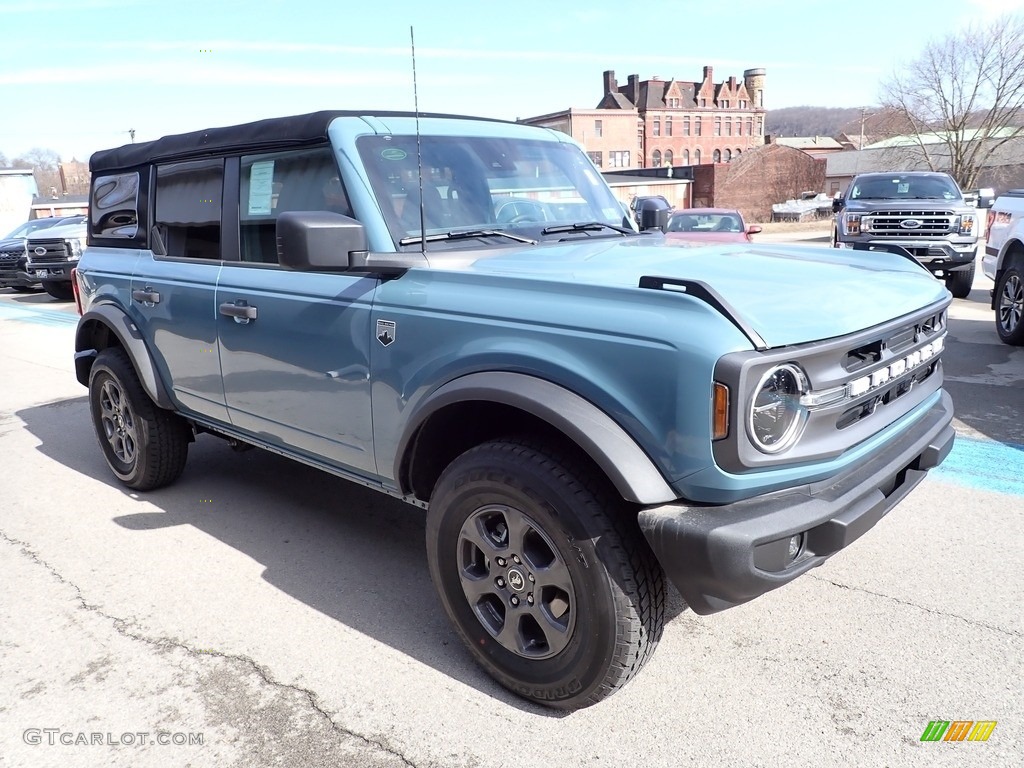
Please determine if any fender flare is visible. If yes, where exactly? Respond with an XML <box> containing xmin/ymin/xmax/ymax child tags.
<box><xmin>397</xmin><ymin>372</ymin><xmax>678</xmax><ymax>505</ymax></box>
<box><xmin>74</xmin><ymin>303</ymin><xmax>174</xmax><ymax>409</ymax></box>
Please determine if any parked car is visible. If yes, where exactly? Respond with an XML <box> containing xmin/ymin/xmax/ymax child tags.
<box><xmin>24</xmin><ymin>217</ymin><xmax>88</xmax><ymax>299</ymax></box>
<box><xmin>982</xmin><ymin>190</ymin><xmax>1024</xmax><ymax>344</ymax></box>
<box><xmin>665</xmin><ymin>208</ymin><xmax>762</xmax><ymax>243</ymax></box>
<box><xmin>832</xmin><ymin>171</ymin><xmax>979</xmax><ymax>298</ymax></box>
<box><xmin>0</xmin><ymin>215</ymin><xmax>86</xmax><ymax>292</ymax></box>
<box><xmin>74</xmin><ymin>111</ymin><xmax>953</xmax><ymax>710</ymax></box>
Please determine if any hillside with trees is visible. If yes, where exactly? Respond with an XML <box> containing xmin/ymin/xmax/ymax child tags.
<box><xmin>765</xmin><ymin>107</ymin><xmax>865</xmax><ymax>139</ymax></box>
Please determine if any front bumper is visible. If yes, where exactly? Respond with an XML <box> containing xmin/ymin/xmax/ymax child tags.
<box><xmin>24</xmin><ymin>261</ymin><xmax>74</xmax><ymax>283</ymax></box>
<box><xmin>838</xmin><ymin>239</ymin><xmax>976</xmax><ymax>271</ymax></box>
<box><xmin>0</xmin><ymin>267</ymin><xmax>38</xmax><ymax>288</ymax></box>
<box><xmin>638</xmin><ymin>390</ymin><xmax>954</xmax><ymax>615</ymax></box>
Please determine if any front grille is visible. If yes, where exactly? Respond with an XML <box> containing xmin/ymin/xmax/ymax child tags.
<box><xmin>0</xmin><ymin>251</ymin><xmax>23</xmax><ymax>263</ymax></box>
<box><xmin>865</xmin><ymin>211</ymin><xmax>955</xmax><ymax>237</ymax></box>
<box><xmin>26</xmin><ymin>238</ymin><xmax>69</xmax><ymax>264</ymax></box>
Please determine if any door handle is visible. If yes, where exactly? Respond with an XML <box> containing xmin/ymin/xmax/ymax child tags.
<box><xmin>219</xmin><ymin>300</ymin><xmax>258</xmax><ymax>323</ymax></box>
<box><xmin>131</xmin><ymin>288</ymin><xmax>161</xmax><ymax>305</ymax></box>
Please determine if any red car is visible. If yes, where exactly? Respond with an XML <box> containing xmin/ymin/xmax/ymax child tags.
<box><xmin>664</xmin><ymin>208</ymin><xmax>762</xmax><ymax>243</ymax></box>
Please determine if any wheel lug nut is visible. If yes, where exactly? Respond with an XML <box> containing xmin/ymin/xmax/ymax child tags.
<box><xmin>510</xmin><ymin>595</ymin><xmax>519</xmax><ymax>606</ymax></box>
<box><xmin>495</xmin><ymin>557</ymin><xmax>506</xmax><ymax>567</ymax></box>
<box><xmin>527</xmin><ymin>594</ymin><xmax>534</xmax><ymax>605</ymax></box>
<box><xmin>496</xmin><ymin>577</ymin><xmax>505</xmax><ymax>588</ymax></box>
<box><xmin>528</xmin><ymin>573</ymin><xmax>535</xmax><ymax>582</ymax></box>
<box><xmin>512</xmin><ymin>555</ymin><xmax>521</xmax><ymax>564</ymax></box>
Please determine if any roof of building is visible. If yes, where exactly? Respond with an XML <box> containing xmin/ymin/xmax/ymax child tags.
<box><xmin>774</xmin><ymin>136</ymin><xmax>844</xmax><ymax>151</ymax></box>
<box><xmin>863</xmin><ymin>126</ymin><xmax>1022</xmax><ymax>149</ymax></box>
<box><xmin>826</xmin><ymin>134</ymin><xmax>1024</xmax><ymax>176</ymax></box>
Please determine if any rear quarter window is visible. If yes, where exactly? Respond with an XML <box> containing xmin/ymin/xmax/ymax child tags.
<box><xmin>90</xmin><ymin>169</ymin><xmax>148</xmax><ymax>248</ymax></box>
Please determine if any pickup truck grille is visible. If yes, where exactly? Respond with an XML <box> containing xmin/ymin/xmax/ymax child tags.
<box><xmin>0</xmin><ymin>248</ymin><xmax>23</xmax><ymax>263</ymax></box>
<box><xmin>864</xmin><ymin>211</ymin><xmax>956</xmax><ymax>237</ymax></box>
<box><xmin>26</xmin><ymin>238</ymin><xmax>70</xmax><ymax>264</ymax></box>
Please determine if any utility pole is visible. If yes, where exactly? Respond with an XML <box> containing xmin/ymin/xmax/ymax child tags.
<box><xmin>859</xmin><ymin>108</ymin><xmax>867</xmax><ymax>150</ymax></box>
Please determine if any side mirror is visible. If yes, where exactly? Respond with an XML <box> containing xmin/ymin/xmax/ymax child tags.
<box><xmin>276</xmin><ymin>211</ymin><xmax>367</xmax><ymax>271</ymax></box>
<box><xmin>747</xmin><ymin>225</ymin><xmax>763</xmax><ymax>235</ymax></box>
<box><xmin>832</xmin><ymin>198</ymin><xmax>845</xmax><ymax>213</ymax></box>
<box><xmin>639</xmin><ymin>198</ymin><xmax>671</xmax><ymax>231</ymax></box>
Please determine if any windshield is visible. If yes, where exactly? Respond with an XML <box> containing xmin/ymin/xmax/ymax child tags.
<box><xmin>357</xmin><ymin>135</ymin><xmax>630</xmax><ymax>249</ymax></box>
<box><xmin>850</xmin><ymin>175</ymin><xmax>961</xmax><ymax>201</ymax></box>
<box><xmin>3</xmin><ymin>217</ymin><xmax>63</xmax><ymax>239</ymax></box>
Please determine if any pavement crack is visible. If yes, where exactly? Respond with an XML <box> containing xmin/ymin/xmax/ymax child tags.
<box><xmin>808</xmin><ymin>573</ymin><xmax>1022</xmax><ymax>639</ymax></box>
<box><xmin>0</xmin><ymin>529</ymin><xmax>419</xmax><ymax>768</ymax></box>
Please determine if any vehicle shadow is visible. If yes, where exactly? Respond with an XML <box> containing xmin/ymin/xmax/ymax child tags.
<box><xmin>16</xmin><ymin>396</ymin><xmax>688</xmax><ymax>716</ymax></box>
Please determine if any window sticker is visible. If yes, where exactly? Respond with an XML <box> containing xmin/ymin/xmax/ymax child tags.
<box><xmin>381</xmin><ymin>148</ymin><xmax>408</xmax><ymax>161</ymax></box>
<box><xmin>897</xmin><ymin>182</ymin><xmax>910</xmax><ymax>194</ymax></box>
<box><xmin>248</xmin><ymin>161</ymin><xmax>275</xmax><ymax>215</ymax></box>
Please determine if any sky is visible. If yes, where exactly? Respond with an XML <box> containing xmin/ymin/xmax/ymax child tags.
<box><xmin>2</xmin><ymin>0</ymin><xmax>1023</xmax><ymax>163</ymax></box>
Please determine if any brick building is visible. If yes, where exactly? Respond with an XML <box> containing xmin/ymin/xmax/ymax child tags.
<box><xmin>596</xmin><ymin>66</ymin><xmax>767</xmax><ymax>169</ymax></box>
<box><xmin>522</xmin><ymin>108</ymin><xmax>640</xmax><ymax>169</ymax></box>
<box><xmin>691</xmin><ymin>143</ymin><xmax>826</xmax><ymax>222</ymax></box>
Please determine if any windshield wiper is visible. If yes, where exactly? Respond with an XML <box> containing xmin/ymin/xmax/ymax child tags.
<box><xmin>540</xmin><ymin>221</ymin><xmax>635</xmax><ymax>236</ymax></box>
<box><xmin>399</xmin><ymin>229</ymin><xmax>537</xmax><ymax>246</ymax></box>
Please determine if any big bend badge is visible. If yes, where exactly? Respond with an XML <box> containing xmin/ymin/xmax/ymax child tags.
<box><xmin>376</xmin><ymin>319</ymin><xmax>396</xmax><ymax>347</ymax></box>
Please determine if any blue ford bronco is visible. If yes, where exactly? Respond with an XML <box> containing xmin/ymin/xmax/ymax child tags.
<box><xmin>73</xmin><ymin>111</ymin><xmax>954</xmax><ymax>709</ymax></box>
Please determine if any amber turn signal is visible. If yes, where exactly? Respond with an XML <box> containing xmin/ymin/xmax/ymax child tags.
<box><xmin>713</xmin><ymin>382</ymin><xmax>730</xmax><ymax>439</ymax></box>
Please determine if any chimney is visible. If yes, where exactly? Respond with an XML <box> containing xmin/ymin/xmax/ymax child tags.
<box><xmin>703</xmin><ymin>65</ymin><xmax>713</xmax><ymax>82</ymax></box>
<box><xmin>602</xmin><ymin>69</ymin><xmax>617</xmax><ymax>94</ymax></box>
<box><xmin>627</xmin><ymin>74</ymin><xmax>640</xmax><ymax>104</ymax></box>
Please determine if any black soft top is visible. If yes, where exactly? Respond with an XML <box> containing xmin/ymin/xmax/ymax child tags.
<box><xmin>90</xmin><ymin>110</ymin><xmax>505</xmax><ymax>173</ymax></box>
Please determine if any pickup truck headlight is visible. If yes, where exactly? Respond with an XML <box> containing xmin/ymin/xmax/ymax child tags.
<box><xmin>748</xmin><ymin>364</ymin><xmax>808</xmax><ymax>454</ymax></box>
<box><xmin>68</xmin><ymin>239</ymin><xmax>83</xmax><ymax>260</ymax></box>
<box><xmin>957</xmin><ymin>214</ymin><xmax>975</xmax><ymax>235</ymax></box>
<box><xmin>842</xmin><ymin>213</ymin><xmax>862</xmax><ymax>235</ymax></box>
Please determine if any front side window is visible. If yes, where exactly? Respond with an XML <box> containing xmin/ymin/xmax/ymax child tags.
<box><xmin>154</xmin><ymin>159</ymin><xmax>223</xmax><ymax>260</ymax></box>
<box><xmin>238</xmin><ymin>146</ymin><xmax>349</xmax><ymax>264</ymax></box>
<box><xmin>357</xmin><ymin>135</ymin><xmax>625</xmax><ymax>247</ymax></box>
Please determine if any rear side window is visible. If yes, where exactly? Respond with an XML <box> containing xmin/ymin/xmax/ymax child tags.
<box><xmin>90</xmin><ymin>170</ymin><xmax>146</xmax><ymax>246</ymax></box>
<box><xmin>154</xmin><ymin>159</ymin><xmax>224</xmax><ymax>260</ymax></box>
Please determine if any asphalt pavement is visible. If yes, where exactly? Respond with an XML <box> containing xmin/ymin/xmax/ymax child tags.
<box><xmin>0</xmin><ymin>244</ymin><xmax>1020</xmax><ymax>768</ymax></box>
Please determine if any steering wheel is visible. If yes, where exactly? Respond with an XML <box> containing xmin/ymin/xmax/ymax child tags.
<box><xmin>508</xmin><ymin>213</ymin><xmax>542</xmax><ymax>224</ymax></box>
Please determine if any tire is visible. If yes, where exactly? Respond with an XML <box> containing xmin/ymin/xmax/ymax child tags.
<box><xmin>42</xmin><ymin>281</ymin><xmax>74</xmax><ymax>301</ymax></box>
<box><xmin>995</xmin><ymin>265</ymin><xmax>1024</xmax><ymax>345</ymax></box>
<box><xmin>945</xmin><ymin>260</ymin><xmax>975</xmax><ymax>299</ymax></box>
<box><xmin>426</xmin><ymin>438</ymin><xmax>666</xmax><ymax>709</ymax></box>
<box><xmin>88</xmin><ymin>348</ymin><xmax>191</xmax><ymax>490</ymax></box>
<box><xmin>9</xmin><ymin>285</ymin><xmax>38</xmax><ymax>293</ymax></box>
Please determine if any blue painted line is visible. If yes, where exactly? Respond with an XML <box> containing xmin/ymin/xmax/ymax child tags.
<box><xmin>933</xmin><ymin>435</ymin><xmax>1024</xmax><ymax>497</ymax></box>
<box><xmin>0</xmin><ymin>301</ymin><xmax>78</xmax><ymax>327</ymax></box>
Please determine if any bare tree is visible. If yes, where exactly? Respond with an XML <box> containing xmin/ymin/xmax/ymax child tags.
<box><xmin>881</xmin><ymin>13</ymin><xmax>1024</xmax><ymax>190</ymax></box>
<box><xmin>0</xmin><ymin>151</ymin><xmax>8</xmax><ymax>168</ymax></box>
<box><xmin>15</xmin><ymin>147</ymin><xmax>61</xmax><ymax>171</ymax></box>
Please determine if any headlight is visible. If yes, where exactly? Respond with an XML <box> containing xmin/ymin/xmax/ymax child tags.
<box><xmin>68</xmin><ymin>239</ymin><xmax>83</xmax><ymax>260</ymax></box>
<box><xmin>843</xmin><ymin>213</ymin><xmax>862</xmax><ymax>235</ymax></box>
<box><xmin>748</xmin><ymin>364</ymin><xmax>808</xmax><ymax>454</ymax></box>
<box><xmin>957</xmin><ymin>214</ymin><xmax>975</xmax><ymax>235</ymax></box>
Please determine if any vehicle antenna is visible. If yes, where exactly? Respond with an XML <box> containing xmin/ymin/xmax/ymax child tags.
<box><xmin>411</xmin><ymin>26</ymin><xmax>426</xmax><ymax>253</ymax></box>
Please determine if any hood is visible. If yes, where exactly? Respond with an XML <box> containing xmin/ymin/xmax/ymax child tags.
<box><xmin>665</xmin><ymin>231</ymin><xmax>752</xmax><ymax>244</ymax></box>
<box><xmin>0</xmin><ymin>237</ymin><xmax>27</xmax><ymax>251</ymax></box>
<box><xmin>26</xmin><ymin>222</ymin><xmax>87</xmax><ymax>241</ymax></box>
<box><xmin>443</xmin><ymin>235</ymin><xmax>949</xmax><ymax>349</ymax></box>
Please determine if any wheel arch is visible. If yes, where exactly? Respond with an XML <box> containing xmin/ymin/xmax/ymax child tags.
<box><xmin>74</xmin><ymin>303</ymin><xmax>174</xmax><ymax>409</ymax></box>
<box><xmin>396</xmin><ymin>372</ymin><xmax>677</xmax><ymax>506</ymax></box>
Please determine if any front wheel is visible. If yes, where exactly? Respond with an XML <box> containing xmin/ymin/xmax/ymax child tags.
<box><xmin>996</xmin><ymin>265</ymin><xmax>1024</xmax><ymax>345</ymax></box>
<box><xmin>945</xmin><ymin>260</ymin><xmax>975</xmax><ymax>299</ymax></box>
<box><xmin>42</xmin><ymin>281</ymin><xmax>74</xmax><ymax>300</ymax></box>
<box><xmin>88</xmin><ymin>348</ymin><xmax>191</xmax><ymax>489</ymax></box>
<box><xmin>426</xmin><ymin>439</ymin><xmax>665</xmax><ymax>709</ymax></box>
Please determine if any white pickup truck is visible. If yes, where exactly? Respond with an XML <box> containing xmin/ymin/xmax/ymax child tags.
<box><xmin>984</xmin><ymin>191</ymin><xmax>1024</xmax><ymax>345</ymax></box>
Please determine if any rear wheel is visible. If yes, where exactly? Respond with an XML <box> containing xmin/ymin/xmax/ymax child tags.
<box><xmin>426</xmin><ymin>438</ymin><xmax>665</xmax><ymax>709</ymax></box>
<box><xmin>995</xmin><ymin>265</ymin><xmax>1024</xmax><ymax>345</ymax></box>
<box><xmin>42</xmin><ymin>281</ymin><xmax>74</xmax><ymax>300</ymax></box>
<box><xmin>88</xmin><ymin>348</ymin><xmax>191</xmax><ymax>489</ymax></box>
<box><xmin>945</xmin><ymin>260</ymin><xmax>975</xmax><ymax>299</ymax></box>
